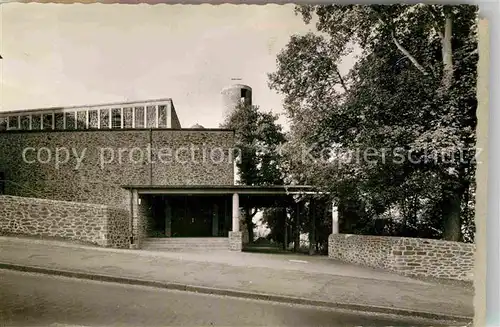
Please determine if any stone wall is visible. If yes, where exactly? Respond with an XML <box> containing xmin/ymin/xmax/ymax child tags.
<box><xmin>150</xmin><ymin>130</ymin><xmax>234</xmax><ymax>186</ymax></box>
<box><xmin>0</xmin><ymin>129</ymin><xmax>234</xmax><ymax>210</ymax></box>
<box><xmin>390</xmin><ymin>237</ymin><xmax>475</xmax><ymax>280</ymax></box>
<box><xmin>0</xmin><ymin>195</ymin><xmax>129</xmax><ymax>248</ymax></box>
<box><xmin>328</xmin><ymin>234</ymin><xmax>475</xmax><ymax>281</ymax></box>
<box><xmin>0</xmin><ymin>130</ymin><xmax>149</xmax><ymax>209</ymax></box>
<box><xmin>328</xmin><ymin>234</ymin><xmax>394</xmax><ymax>269</ymax></box>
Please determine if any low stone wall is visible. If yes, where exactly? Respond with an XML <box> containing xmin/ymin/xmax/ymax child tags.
<box><xmin>390</xmin><ymin>237</ymin><xmax>475</xmax><ymax>280</ymax></box>
<box><xmin>328</xmin><ymin>234</ymin><xmax>394</xmax><ymax>270</ymax></box>
<box><xmin>229</xmin><ymin>231</ymin><xmax>243</xmax><ymax>251</ymax></box>
<box><xmin>0</xmin><ymin>195</ymin><xmax>130</xmax><ymax>248</ymax></box>
<box><xmin>328</xmin><ymin>234</ymin><xmax>475</xmax><ymax>281</ymax></box>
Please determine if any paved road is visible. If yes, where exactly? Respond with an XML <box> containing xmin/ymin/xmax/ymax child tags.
<box><xmin>0</xmin><ymin>270</ymin><xmax>453</xmax><ymax>327</ymax></box>
<box><xmin>0</xmin><ymin>237</ymin><xmax>474</xmax><ymax>320</ymax></box>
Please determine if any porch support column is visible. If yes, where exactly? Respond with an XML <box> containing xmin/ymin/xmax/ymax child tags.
<box><xmin>165</xmin><ymin>198</ymin><xmax>172</xmax><ymax>237</ymax></box>
<box><xmin>232</xmin><ymin>193</ymin><xmax>240</xmax><ymax>232</ymax></box>
<box><xmin>229</xmin><ymin>193</ymin><xmax>242</xmax><ymax>251</ymax></box>
<box><xmin>294</xmin><ymin>200</ymin><xmax>300</xmax><ymax>252</ymax></box>
<box><xmin>212</xmin><ymin>204</ymin><xmax>219</xmax><ymax>236</ymax></box>
<box><xmin>331</xmin><ymin>199</ymin><xmax>339</xmax><ymax>235</ymax></box>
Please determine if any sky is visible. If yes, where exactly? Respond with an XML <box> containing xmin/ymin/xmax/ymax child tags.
<box><xmin>0</xmin><ymin>4</ymin><xmax>356</xmax><ymax>128</ymax></box>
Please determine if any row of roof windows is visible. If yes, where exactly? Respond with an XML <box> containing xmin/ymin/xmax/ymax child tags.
<box><xmin>0</xmin><ymin>105</ymin><xmax>171</xmax><ymax>131</ymax></box>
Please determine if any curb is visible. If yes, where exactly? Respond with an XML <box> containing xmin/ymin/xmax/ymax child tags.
<box><xmin>0</xmin><ymin>262</ymin><xmax>472</xmax><ymax>324</ymax></box>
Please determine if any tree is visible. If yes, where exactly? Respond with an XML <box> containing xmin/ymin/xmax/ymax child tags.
<box><xmin>268</xmin><ymin>4</ymin><xmax>478</xmax><ymax>242</ymax></box>
<box><xmin>221</xmin><ymin>103</ymin><xmax>286</xmax><ymax>242</ymax></box>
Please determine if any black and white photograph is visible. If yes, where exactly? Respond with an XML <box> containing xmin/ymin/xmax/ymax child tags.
<box><xmin>0</xmin><ymin>3</ymin><xmax>485</xmax><ymax>327</ymax></box>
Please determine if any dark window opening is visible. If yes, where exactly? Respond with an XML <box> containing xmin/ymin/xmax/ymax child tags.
<box><xmin>241</xmin><ymin>89</ymin><xmax>248</xmax><ymax>98</ymax></box>
<box><xmin>8</xmin><ymin>116</ymin><xmax>19</xmax><ymax>130</ymax></box>
<box><xmin>0</xmin><ymin>118</ymin><xmax>7</xmax><ymax>131</ymax></box>
<box><xmin>111</xmin><ymin>108</ymin><xmax>122</xmax><ymax>129</ymax></box>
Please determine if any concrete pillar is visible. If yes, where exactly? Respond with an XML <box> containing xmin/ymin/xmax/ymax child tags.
<box><xmin>283</xmin><ymin>209</ymin><xmax>288</xmax><ymax>250</ymax></box>
<box><xmin>224</xmin><ymin>196</ymin><xmax>230</xmax><ymax>234</ymax></box>
<box><xmin>294</xmin><ymin>201</ymin><xmax>301</xmax><ymax>252</ymax></box>
<box><xmin>165</xmin><ymin>199</ymin><xmax>172</xmax><ymax>237</ymax></box>
<box><xmin>332</xmin><ymin>199</ymin><xmax>339</xmax><ymax>234</ymax></box>
<box><xmin>212</xmin><ymin>204</ymin><xmax>219</xmax><ymax>236</ymax></box>
<box><xmin>232</xmin><ymin>193</ymin><xmax>240</xmax><ymax>232</ymax></box>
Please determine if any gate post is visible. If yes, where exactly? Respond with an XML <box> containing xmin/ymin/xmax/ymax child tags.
<box><xmin>332</xmin><ymin>199</ymin><xmax>339</xmax><ymax>235</ymax></box>
<box><xmin>165</xmin><ymin>198</ymin><xmax>172</xmax><ymax>237</ymax></box>
<box><xmin>232</xmin><ymin>193</ymin><xmax>240</xmax><ymax>232</ymax></box>
<box><xmin>229</xmin><ymin>193</ymin><xmax>242</xmax><ymax>251</ymax></box>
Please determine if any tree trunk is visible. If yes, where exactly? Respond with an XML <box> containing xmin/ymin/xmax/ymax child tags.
<box><xmin>439</xmin><ymin>7</ymin><xmax>459</xmax><ymax>241</ymax></box>
<box><xmin>409</xmin><ymin>195</ymin><xmax>418</xmax><ymax>231</ymax></box>
<box><xmin>309</xmin><ymin>199</ymin><xmax>316</xmax><ymax>255</ymax></box>
<box><xmin>338</xmin><ymin>199</ymin><xmax>349</xmax><ymax>232</ymax></box>
<box><xmin>400</xmin><ymin>198</ymin><xmax>408</xmax><ymax>236</ymax></box>
<box><xmin>294</xmin><ymin>202</ymin><xmax>300</xmax><ymax>252</ymax></box>
<box><xmin>244</xmin><ymin>206</ymin><xmax>254</xmax><ymax>244</ymax></box>
<box><xmin>283</xmin><ymin>208</ymin><xmax>288</xmax><ymax>250</ymax></box>
<box><xmin>442</xmin><ymin>191</ymin><xmax>462</xmax><ymax>241</ymax></box>
<box><xmin>441</xmin><ymin>6</ymin><xmax>454</xmax><ymax>92</ymax></box>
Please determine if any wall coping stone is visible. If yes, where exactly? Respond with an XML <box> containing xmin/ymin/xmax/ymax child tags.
<box><xmin>337</xmin><ymin>233</ymin><xmax>476</xmax><ymax>248</ymax></box>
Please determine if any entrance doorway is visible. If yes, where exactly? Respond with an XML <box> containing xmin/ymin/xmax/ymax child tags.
<box><xmin>171</xmin><ymin>196</ymin><xmax>211</xmax><ymax>237</ymax></box>
<box><xmin>146</xmin><ymin>194</ymin><xmax>231</xmax><ymax>238</ymax></box>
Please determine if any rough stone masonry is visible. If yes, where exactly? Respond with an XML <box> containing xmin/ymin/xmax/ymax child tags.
<box><xmin>0</xmin><ymin>129</ymin><xmax>234</xmax><ymax>210</ymax></box>
<box><xmin>0</xmin><ymin>195</ymin><xmax>130</xmax><ymax>248</ymax></box>
<box><xmin>328</xmin><ymin>234</ymin><xmax>475</xmax><ymax>281</ymax></box>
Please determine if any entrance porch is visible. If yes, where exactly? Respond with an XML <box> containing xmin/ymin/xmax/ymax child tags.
<box><xmin>137</xmin><ymin>194</ymin><xmax>233</xmax><ymax>251</ymax></box>
<box><xmin>123</xmin><ymin>185</ymin><xmax>336</xmax><ymax>252</ymax></box>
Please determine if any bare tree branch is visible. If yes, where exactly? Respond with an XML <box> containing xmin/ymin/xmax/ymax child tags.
<box><xmin>428</xmin><ymin>5</ymin><xmax>444</xmax><ymax>39</ymax></box>
<box><xmin>373</xmin><ymin>9</ymin><xmax>429</xmax><ymax>76</ymax></box>
<box><xmin>334</xmin><ymin>66</ymin><xmax>348</xmax><ymax>93</ymax></box>
<box><xmin>391</xmin><ymin>31</ymin><xmax>428</xmax><ymax>76</ymax></box>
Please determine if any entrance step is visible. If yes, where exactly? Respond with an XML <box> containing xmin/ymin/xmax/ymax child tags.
<box><xmin>141</xmin><ymin>237</ymin><xmax>230</xmax><ymax>252</ymax></box>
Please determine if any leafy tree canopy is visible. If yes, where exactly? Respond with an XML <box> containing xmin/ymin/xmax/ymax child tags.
<box><xmin>268</xmin><ymin>4</ymin><xmax>478</xmax><ymax>242</ymax></box>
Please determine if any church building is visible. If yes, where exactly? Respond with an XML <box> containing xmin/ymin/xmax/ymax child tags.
<box><xmin>0</xmin><ymin>84</ymin><xmax>319</xmax><ymax>251</ymax></box>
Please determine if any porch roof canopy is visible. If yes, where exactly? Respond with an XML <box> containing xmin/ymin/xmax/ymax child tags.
<box><xmin>121</xmin><ymin>184</ymin><xmax>325</xmax><ymax>195</ymax></box>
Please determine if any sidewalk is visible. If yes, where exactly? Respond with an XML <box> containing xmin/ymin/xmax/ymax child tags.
<box><xmin>0</xmin><ymin>236</ymin><xmax>473</xmax><ymax>322</ymax></box>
